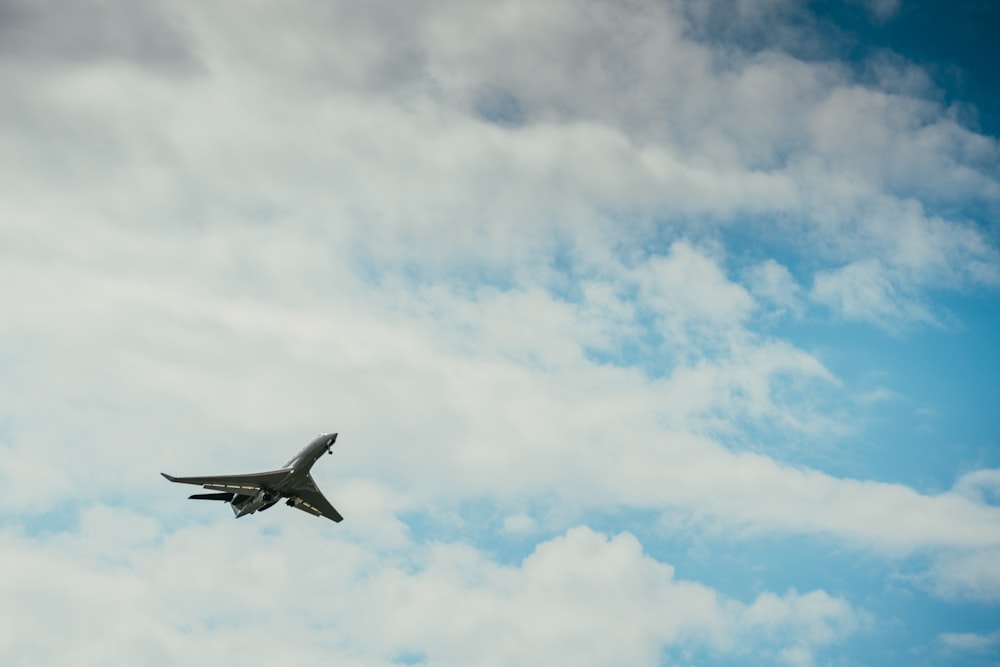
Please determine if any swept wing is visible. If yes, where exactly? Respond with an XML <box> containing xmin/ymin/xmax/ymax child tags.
<box><xmin>286</xmin><ymin>474</ymin><xmax>344</xmax><ymax>522</ymax></box>
<box><xmin>160</xmin><ymin>470</ymin><xmax>291</xmax><ymax>494</ymax></box>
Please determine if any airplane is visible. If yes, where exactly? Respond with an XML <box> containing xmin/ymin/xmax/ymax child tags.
<box><xmin>161</xmin><ymin>433</ymin><xmax>343</xmax><ymax>522</ymax></box>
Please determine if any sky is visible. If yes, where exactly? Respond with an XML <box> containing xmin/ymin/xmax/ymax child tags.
<box><xmin>0</xmin><ymin>0</ymin><xmax>998</xmax><ymax>665</ymax></box>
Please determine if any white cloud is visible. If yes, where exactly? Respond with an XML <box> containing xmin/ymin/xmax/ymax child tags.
<box><xmin>809</xmin><ymin>200</ymin><xmax>1000</xmax><ymax>325</ymax></box>
<box><xmin>939</xmin><ymin>629</ymin><xmax>1000</xmax><ymax>653</ymax></box>
<box><xmin>745</xmin><ymin>259</ymin><xmax>804</xmax><ymax>317</ymax></box>
<box><xmin>2</xmin><ymin>217</ymin><xmax>997</xmax><ymax>584</ymax></box>
<box><xmin>810</xmin><ymin>258</ymin><xmax>942</xmax><ymax>328</ymax></box>
<box><xmin>921</xmin><ymin>547</ymin><xmax>1000</xmax><ymax>602</ymax></box>
<box><xmin>635</xmin><ymin>241</ymin><xmax>756</xmax><ymax>335</ymax></box>
<box><xmin>5</xmin><ymin>0</ymin><xmax>995</xmax><ymax>286</ymax></box>
<box><xmin>861</xmin><ymin>0</ymin><xmax>901</xmax><ymax>21</ymax></box>
<box><xmin>856</xmin><ymin>387</ymin><xmax>899</xmax><ymax>405</ymax></box>
<box><xmin>954</xmin><ymin>468</ymin><xmax>1000</xmax><ymax>504</ymax></box>
<box><xmin>0</xmin><ymin>520</ymin><xmax>863</xmax><ymax>666</ymax></box>
<box><xmin>502</xmin><ymin>513</ymin><xmax>536</xmax><ymax>534</ymax></box>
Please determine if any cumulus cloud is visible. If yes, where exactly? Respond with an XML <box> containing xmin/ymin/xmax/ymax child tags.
<box><xmin>0</xmin><ymin>519</ymin><xmax>863</xmax><ymax>666</ymax></box>
<box><xmin>4</xmin><ymin>0</ymin><xmax>996</xmax><ymax>285</ymax></box>
<box><xmin>2</xmin><ymin>206</ymin><xmax>998</xmax><ymax>589</ymax></box>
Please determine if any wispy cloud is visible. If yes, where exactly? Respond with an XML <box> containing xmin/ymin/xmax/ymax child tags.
<box><xmin>939</xmin><ymin>629</ymin><xmax>1000</xmax><ymax>653</ymax></box>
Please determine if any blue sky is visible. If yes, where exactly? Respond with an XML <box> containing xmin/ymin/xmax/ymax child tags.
<box><xmin>1</xmin><ymin>1</ymin><xmax>998</xmax><ymax>666</ymax></box>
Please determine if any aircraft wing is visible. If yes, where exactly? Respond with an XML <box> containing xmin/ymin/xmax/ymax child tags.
<box><xmin>160</xmin><ymin>470</ymin><xmax>291</xmax><ymax>493</ymax></box>
<box><xmin>288</xmin><ymin>474</ymin><xmax>344</xmax><ymax>522</ymax></box>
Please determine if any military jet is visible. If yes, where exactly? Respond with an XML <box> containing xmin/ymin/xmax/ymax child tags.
<box><xmin>161</xmin><ymin>433</ymin><xmax>343</xmax><ymax>522</ymax></box>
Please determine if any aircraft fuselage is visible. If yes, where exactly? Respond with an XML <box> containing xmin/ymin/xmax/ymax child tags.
<box><xmin>162</xmin><ymin>433</ymin><xmax>343</xmax><ymax>523</ymax></box>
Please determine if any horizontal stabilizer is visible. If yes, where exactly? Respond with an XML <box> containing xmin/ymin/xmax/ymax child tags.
<box><xmin>189</xmin><ymin>492</ymin><xmax>235</xmax><ymax>502</ymax></box>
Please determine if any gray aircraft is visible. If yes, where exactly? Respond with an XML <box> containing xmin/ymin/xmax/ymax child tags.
<box><xmin>161</xmin><ymin>433</ymin><xmax>343</xmax><ymax>522</ymax></box>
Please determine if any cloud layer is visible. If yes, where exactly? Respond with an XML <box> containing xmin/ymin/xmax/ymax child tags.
<box><xmin>1</xmin><ymin>0</ymin><xmax>998</xmax><ymax>665</ymax></box>
<box><xmin>0</xmin><ymin>514</ymin><xmax>864</xmax><ymax>667</ymax></box>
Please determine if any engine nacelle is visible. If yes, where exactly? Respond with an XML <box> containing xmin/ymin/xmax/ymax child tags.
<box><xmin>231</xmin><ymin>489</ymin><xmax>278</xmax><ymax>517</ymax></box>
